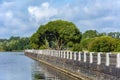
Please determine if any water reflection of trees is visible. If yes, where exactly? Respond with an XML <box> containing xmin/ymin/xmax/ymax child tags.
<box><xmin>31</xmin><ymin>61</ymin><xmax>73</xmax><ymax>80</ymax></box>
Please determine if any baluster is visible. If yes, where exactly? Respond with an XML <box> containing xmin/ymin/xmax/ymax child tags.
<box><xmin>106</xmin><ymin>53</ymin><xmax>111</xmax><ymax>66</ymax></box>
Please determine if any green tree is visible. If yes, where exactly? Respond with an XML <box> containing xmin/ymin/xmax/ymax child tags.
<box><xmin>72</xmin><ymin>43</ymin><xmax>82</xmax><ymax>51</ymax></box>
<box><xmin>0</xmin><ymin>37</ymin><xmax>30</xmax><ymax>51</ymax></box>
<box><xmin>30</xmin><ymin>20</ymin><xmax>82</xmax><ymax>50</ymax></box>
<box><xmin>108</xmin><ymin>32</ymin><xmax>120</xmax><ymax>38</ymax></box>
<box><xmin>98</xmin><ymin>32</ymin><xmax>107</xmax><ymax>37</ymax></box>
<box><xmin>82</xmin><ymin>30</ymin><xmax>98</xmax><ymax>40</ymax></box>
<box><xmin>113</xmin><ymin>39</ymin><xmax>120</xmax><ymax>52</ymax></box>
<box><xmin>9</xmin><ymin>36</ymin><xmax>20</xmax><ymax>40</ymax></box>
<box><xmin>88</xmin><ymin>36</ymin><xmax>115</xmax><ymax>52</ymax></box>
<box><xmin>80</xmin><ymin>38</ymin><xmax>94</xmax><ymax>51</ymax></box>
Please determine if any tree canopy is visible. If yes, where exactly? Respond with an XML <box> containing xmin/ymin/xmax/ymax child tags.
<box><xmin>88</xmin><ymin>36</ymin><xmax>115</xmax><ymax>52</ymax></box>
<box><xmin>30</xmin><ymin>20</ymin><xmax>82</xmax><ymax>50</ymax></box>
<box><xmin>82</xmin><ymin>30</ymin><xmax>98</xmax><ymax>40</ymax></box>
<box><xmin>0</xmin><ymin>36</ymin><xmax>30</xmax><ymax>51</ymax></box>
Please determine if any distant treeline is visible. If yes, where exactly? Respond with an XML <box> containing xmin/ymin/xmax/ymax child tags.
<box><xmin>0</xmin><ymin>36</ymin><xmax>31</xmax><ymax>51</ymax></box>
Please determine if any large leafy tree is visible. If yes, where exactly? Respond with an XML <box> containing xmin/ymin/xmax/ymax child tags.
<box><xmin>30</xmin><ymin>20</ymin><xmax>82</xmax><ymax>50</ymax></box>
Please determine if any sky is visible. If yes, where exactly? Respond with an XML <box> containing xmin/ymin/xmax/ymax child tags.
<box><xmin>0</xmin><ymin>0</ymin><xmax>120</xmax><ymax>39</ymax></box>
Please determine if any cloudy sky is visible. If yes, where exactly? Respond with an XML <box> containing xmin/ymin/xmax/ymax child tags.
<box><xmin>0</xmin><ymin>0</ymin><xmax>120</xmax><ymax>38</ymax></box>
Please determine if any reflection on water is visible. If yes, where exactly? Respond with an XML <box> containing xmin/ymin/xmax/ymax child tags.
<box><xmin>32</xmin><ymin>61</ymin><xmax>73</xmax><ymax>80</ymax></box>
<box><xmin>32</xmin><ymin>61</ymin><xmax>61</xmax><ymax>80</ymax></box>
<box><xmin>0</xmin><ymin>52</ymin><xmax>72</xmax><ymax>80</ymax></box>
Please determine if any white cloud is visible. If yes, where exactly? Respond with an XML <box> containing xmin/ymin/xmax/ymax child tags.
<box><xmin>5</xmin><ymin>11</ymin><xmax>13</xmax><ymax>18</ymax></box>
<box><xmin>41</xmin><ymin>2</ymin><xmax>49</xmax><ymax>8</ymax></box>
<box><xmin>0</xmin><ymin>10</ymin><xmax>30</xmax><ymax>37</ymax></box>
<box><xmin>28</xmin><ymin>2</ymin><xmax>58</xmax><ymax>22</ymax></box>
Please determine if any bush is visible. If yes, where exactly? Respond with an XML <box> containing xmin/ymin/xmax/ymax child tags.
<box><xmin>88</xmin><ymin>36</ymin><xmax>115</xmax><ymax>52</ymax></box>
<box><xmin>114</xmin><ymin>39</ymin><xmax>120</xmax><ymax>52</ymax></box>
<box><xmin>80</xmin><ymin>38</ymin><xmax>93</xmax><ymax>51</ymax></box>
<box><xmin>72</xmin><ymin>44</ymin><xmax>82</xmax><ymax>51</ymax></box>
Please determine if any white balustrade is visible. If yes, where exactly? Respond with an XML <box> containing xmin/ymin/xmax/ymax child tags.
<box><xmin>56</xmin><ymin>51</ymin><xmax>58</xmax><ymax>57</ymax></box>
<box><xmin>64</xmin><ymin>51</ymin><xmax>66</xmax><ymax>58</ymax></box>
<box><xmin>70</xmin><ymin>51</ymin><xmax>72</xmax><ymax>60</ymax></box>
<box><xmin>74</xmin><ymin>52</ymin><xmax>77</xmax><ymax>60</ymax></box>
<box><xmin>116</xmin><ymin>53</ymin><xmax>120</xmax><ymax>68</ymax></box>
<box><xmin>54</xmin><ymin>51</ymin><xmax>56</xmax><ymax>56</ymax></box>
<box><xmin>90</xmin><ymin>52</ymin><xmax>94</xmax><ymax>63</ymax></box>
<box><xmin>26</xmin><ymin>50</ymin><xmax>120</xmax><ymax>69</ymax></box>
<box><xmin>67</xmin><ymin>51</ymin><xmax>69</xmax><ymax>59</ymax></box>
<box><xmin>84</xmin><ymin>52</ymin><xmax>87</xmax><ymax>62</ymax></box>
<box><xmin>78</xmin><ymin>52</ymin><xmax>81</xmax><ymax>61</ymax></box>
<box><xmin>106</xmin><ymin>53</ymin><xmax>111</xmax><ymax>66</ymax></box>
<box><xmin>97</xmin><ymin>52</ymin><xmax>102</xmax><ymax>65</ymax></box>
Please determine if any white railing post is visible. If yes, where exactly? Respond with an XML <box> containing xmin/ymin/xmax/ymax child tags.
<box><xmin>51</xmin><ymin>50</ymin><xmax>54</xmax><ymax>56</ymax></box>
<box><xmin>57</xmin><ymin>50</ymin><xmax>58</xmax><ymax>57</ymax></box>
<box><xmin>64</xmin><ymin>51</ymin><xmax>66</xmax><ymax>58</ymax></box>
<box><xmin>61</xmin><ymin>51</ymin><xmax>63</xmax><ymax>58</ymax></box>
<box><xmin>54</xmin><ymin>50</ymin><xmax>56</xmax><ymax>57</ymax></box>
<box><xmin>50</xmin><ymin>50</ymin><xmax>51</xmax><ymax>56</ymax></box>
<box><xmin>70</xmin><ymin>51</ymin><xmax>72</xmax><ymax>60</ymax></box>
<box><xmin>116</xmin><ymin>53</ymin><xmax>120</xmax><ymax>68</ymax></box>
<box><xmin>56</xmin><ymin>50</ymin><xmax>58</xmax><ymax>57</ymax></box>
<box><xmin>90</xmin><ymin>52</ymin><xmax>94</xmax><ymax>63</ymax></box>
<box><xmin>97</xmin><ymin>52</ymin><xmax>102</xmax><ymax>65</ymax></box>
<box><xmin>67</xmin><ymin>51</ymin><xmax>69</xmax><ymax>59</ymax></box>
<box><xmin>106</xmin><ymin>53</ymin><xmax>111</xmax><ymax>66</ymax></box>
<box><xmin>84</xmin><ymin>52</ymin><xmax>87</xmax><ymax>62</ymax></box>
<box><xmin>78</xmin><ymin>52</ymin><xmax>81</xmax><ymax>61</ymax></box>
<box><xmin>74</xmin><ymin>52</ymin><xmax>77</xmax><ymax>60</ymax></box>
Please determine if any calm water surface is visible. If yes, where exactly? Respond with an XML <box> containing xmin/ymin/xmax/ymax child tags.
<box><xmin>0</xmin><ymin>52</ymin><xmax>72</xmax><ymax>80</ymax></box>
<box><xmin>0</xmin><ymin>52</ymin><xmax>33</xmax><ymax>80</ymax></box>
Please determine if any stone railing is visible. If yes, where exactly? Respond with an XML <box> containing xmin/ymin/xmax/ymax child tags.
<box><xmin>25</xmin><ymin>49</ymin><xmax>120</xmax><ymax>80</ymax></box>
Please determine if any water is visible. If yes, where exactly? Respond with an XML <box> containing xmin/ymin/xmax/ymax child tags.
<box><xmin>0</xmin><ymin>52</ymin><xmax>72</xmax><ymax>80</ymax></box>
<box><xmin>0</xmin><ymin>52</ymin><xmax>33</xmax><ymax>80</ymax></box>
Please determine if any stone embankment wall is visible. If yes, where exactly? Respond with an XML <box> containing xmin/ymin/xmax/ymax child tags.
<box><xmin>25</xmin><ymin>50</ymin><xmax>120</xmax><ymax>80</ymax></box>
